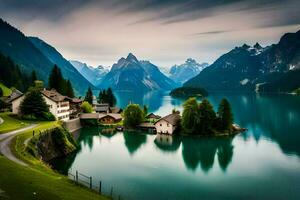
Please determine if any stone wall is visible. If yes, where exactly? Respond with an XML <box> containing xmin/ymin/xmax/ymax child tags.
<box><xmin>63</xmin><ymin>118</ymin><xmax>82</xmax><ymax>132</ymax></box>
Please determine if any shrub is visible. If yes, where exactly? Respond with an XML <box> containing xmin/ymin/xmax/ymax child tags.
<box><xmin>80</xmin><ymin>101</ymin><xmax>93</xmax><ymax>113</ymax></box>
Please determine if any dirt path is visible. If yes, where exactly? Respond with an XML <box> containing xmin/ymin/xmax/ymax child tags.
<box><xmin>0</xmin><ymin>124</ymin><xmax>37</xmax><ymax>166</ymax></box>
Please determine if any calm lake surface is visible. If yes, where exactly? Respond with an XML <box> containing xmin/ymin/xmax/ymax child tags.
<box><xmin>52</xmin><ymin>92</ymin><xmax>300</xmax><ymax>200</ymax></box>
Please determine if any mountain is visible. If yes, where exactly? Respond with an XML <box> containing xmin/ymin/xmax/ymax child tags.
<box><xmin>169</xmin><ymin>58</ymin><xmax>209</xmax><ymax>84</ymax></box>
<box><xmin>98</xmin><ymin>53</ymin><xmax>178</xmax><ymax>92</ymax></box>
<box><xmin>184</xmin><ymin>30</ymin><xmax>300</xmax><ymax>92</ymax></box>
<box><xmin>69</xmin><ymin>60</ymin><xmax>108</xmax><ymax>86</ymax></box>
<box><xmin>28</xmin><ymin>37</ymin><xmax>94</xmax><ymax>95</ymax></box>
<box><xmin>0</xmin><ymin>18</ymin><xmax>53</xmax><ymax>80</ymax></box>
<box><xmin>0</xmin><ymin>18</ymin><xmax>93</xmax><ymax>95</ymax></box>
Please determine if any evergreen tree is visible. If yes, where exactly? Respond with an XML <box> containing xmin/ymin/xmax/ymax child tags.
<box><xmin>31</xmin><ymin>70</ymin><xmax>37</xmax><ymax>85</ymax></box>
<box><xmin>98</xmin><ymin>88</ymin><xmax>116</xmax><ymax>106</ymax></box>
<box><xmin>217</xmin><ymin>98</ymin><xmax>233</xmax><ymax>131</ymax></box>
<box><xmin>197</xmin><ymin>99</ymin><xmax>216</xmax><ymax>134</ymax></box>
<box><xmin>107</xmin><ymin>87</ymin><xmax>116</xmax><ymax>106</ymax></box>
<box><xmin>123</xmin><ymin>104</ymin><xmax>144</xmax><ymax>128</ymax></box>
<box><xmin>143</xmin><ymin>105</ymin><xmax>148</xmax><ymax>118</ymax></box>
<box><xmin>84</xmin><ymin>87</ymin><xmax>93</xmax><ymax>104</ymax></box>
<box><xmin>65</xmin><ymin>80</ymin><xmax>74</xmax><ymax>98</ymax></box>
<box><xmin>48</xmin><ymin>65</ymin><xmax>65</xmax><ymax>94</ymax></box>
<box><xmin>181</xmin><ymin>97</ymin><xmax>199</xmax><ymax>134</ymax></box>
<box><xmin>20</xmin><ymin>89</ymin><xmax>51</xmax><ymax>120</ymax></box>
<box><xmin>0</xmin><ymin>53</ymin><xmax>28</xmax><ymax>91</ymax></box>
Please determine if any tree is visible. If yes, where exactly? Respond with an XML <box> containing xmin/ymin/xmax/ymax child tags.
<box><xmin>48</xmin><ymin>65</ymin><xmax>66</xmax><ymax>94</ymax></box>
<box><xmin>217</xmin><ymin>98</ymin><xmax>233</xmax><ymax>131</ymax></box>
<box><xmin>65</xmin><ymin>80</ymin><xmax>74</xmax><ymax>98</ymax></box>
<box><xmin>181</xmin><ymin>98</ymin><xmax>199</xmax><ymax>134</ymax></box>
<box><xmin>80</xmin><ymin>101</ymin><xmax>93</xmax><ymax>113</ymax></box>
<box><xmin>143</xmin><ymin>105</ymin><xmax>148</xmax><ymax>118</ymax></box>
<box><xmin>20</xmin><ymin>89</ymin><xmax>54</xmax><ymax>120</ymax></box>
<box><xmin>0</xmin><ymin>87</ymin><xmax>3</xmax><ymax>97</ymax></box>
<box><xmin>84</xmin><ymin>87</ymin><xmax>93</xmax><ymax>105</ymax></box>
<box><xmin>107</xmin><ymin>88</ymin><xmax>116</xmax><ymax>107</ymax></box>
<box><xmin>98</xmin><ymin>88</ymin><xmax>116</xmax><ymax>107</ymax></box>
<box><xmin>197</xmin><ymin>99</ymin><xmax>216</xmax><ymax>134</ymax></box>
<box><xmin>123</xmin><ymin>104</ymin><xmax>144</xmax><ymax>128</ymax></box>
<box><xmin>0</xmin><ymin>53</ymin><xmax>29</xmax><ymax>91</ymax></box>
<box><xmin>31</xmin><ymin>70</ymin><xmax>37</xmax><ymax>85</ymax></box>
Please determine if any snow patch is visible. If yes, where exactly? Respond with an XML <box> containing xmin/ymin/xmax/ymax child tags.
<box><xmin>240</xmin><ymin>78</ymin><xmax>249</xmax><ymax>85</ymax></box>
<box><xmin>289</xmin><ymin>65</ymin><xmax>296</xmax><ymax>70</ymax></box>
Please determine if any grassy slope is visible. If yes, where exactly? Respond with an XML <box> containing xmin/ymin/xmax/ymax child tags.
<box><xmin>0</xmin><ymin>117</ymin><xmax>108</xmax><ymax>200</ymax></box>
<box><xmin>0</xmin><ymin>82</ymin><xmax>12</xmax><ymax>96</ymax></box>
<box><xmin>0</xmin><ymin>113</ymin><xmax>28</xmax><ymax>134</ymax></box>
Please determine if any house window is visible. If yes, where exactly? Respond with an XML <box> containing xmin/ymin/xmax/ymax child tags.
<box><xmin>167</xmin><ymin>123</ymin><xmax>169</xmax><ymax>127</ymax></box>
<box><xmin>160</xmin><ymin>124</ymin><xmax>162</xmax><ymax>126</ymax></box>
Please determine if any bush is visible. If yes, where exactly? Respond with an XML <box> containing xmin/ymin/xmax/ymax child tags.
<box><xmin>80</xmin><ymin>101</ymin><xmax>93</xmax><ymax>113</ymax></box>
<box><xmin>42</xmin><ymin>112</ymin><xmax>56</xmax><ymax>121</ymax></box>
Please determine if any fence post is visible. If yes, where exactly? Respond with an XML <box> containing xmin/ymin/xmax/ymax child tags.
<box><xmin>99</xmin><ymin>181</ymin><xmax>102</xmax><ymax>194</ymax></box>
<box><xmin>110</xmin><ymin>186</ymin><xmax>113</xmax><ymax>197</ymax></box>
<box><xmin>90</xmin><ymin>176</ymin><xmax>92</xmax><ymax>189</ymax></box>
<box><xmin>76</xmin><ymin>171</ymin><xmax>78</xmax><ymax>183</ymax></box>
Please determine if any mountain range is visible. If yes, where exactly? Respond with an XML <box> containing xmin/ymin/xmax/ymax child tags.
<box><xmin>169</xmin><ymin>58</ymin><xmax>209</xmax><ymax>84</ymax></box>
<box><xmin>69</xmin><ymin>60</ymin><xmax>108</xmax><ymax>86</ymax></box>
<box><xmin>0</xmin><ymin>18</ymin><xmax>93</xmax><ymax>95</ymax></box>
<box><xmin>98</xmin><ymin>53</ymin><xmax>178</xmax><ymax>92</ymax></box>
<box><xmin>184</xmin><ymin>30</ymin><xmax>300</xmax><ymax>93</ymax></box>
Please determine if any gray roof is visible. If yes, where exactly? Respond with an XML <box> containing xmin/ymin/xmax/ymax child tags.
<box><xmin>95</xmin><ymin>103</ymin><xmax>110</xmax><ymax>112</ymax></box>
<box><xmin>154</xmin><ymin>113</ymin><xmax>181</xmax><ymax>126</ymax></box>
<box><xmin>7</xmin><ymin>89</ymin><xmax>23</xmax><ymax>102</ymax></box>
<box><xmin>146</xmin><ymin>113</ymin><xmax>161</xmax><ymax>119</ymax></box>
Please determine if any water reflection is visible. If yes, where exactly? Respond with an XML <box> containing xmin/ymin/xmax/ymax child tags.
<box><xmin>123</xmin><ymin>132</ymin><xmax>147</xmax><ymax>155</ymax></box>
<box><xmin>154</xmin><ymin>134</ymin><xmax>181</xmax><ymax>152</ymax></box>
<box><xmin>181</xmin><ymin>136</ymin><xmax>234</xmax><ymax>172</ymax></box>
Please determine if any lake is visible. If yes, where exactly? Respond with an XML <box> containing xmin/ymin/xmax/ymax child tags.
<box><xmin>51</xmin><ymin>92</ymin><xmax>300</xmax><ymax>200</ymax></box>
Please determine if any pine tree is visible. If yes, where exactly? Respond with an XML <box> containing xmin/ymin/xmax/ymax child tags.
<box><xmin>48</xmin><ymin>65</ymin><xmax>65</xmax><ymax>94</ymax></box>
<box><xmin>20</xmin><ymin>89</ymin><xmax>50</xmax><ymax>119</ymax></box>
<box><xmin>65</xmin><ymin>80</ymin><xmax>74</xmax><ymax>98</ymax></box>
<box><xmin>217</xmin><ymin>98</ymin><xmax>233</xmax><ymax>131</ymax></box>
<box><xmin>31</xmin><ymin>70</ymin><xmax>37</xmax><ymax>85</ymax></box>
<box><xmin>143</xmin><ymin>105</ymin><xmax>148</xmax><ymax>118</ymax></box>
<box><xmin>107</xmin><ymin>87</ymin><xmax>116</xmax><ymax>107</ymax></box>
<box><xmin>84</xmin><ymin>87</ymin><xmax>93</xmax><ymax>105</ymax></box>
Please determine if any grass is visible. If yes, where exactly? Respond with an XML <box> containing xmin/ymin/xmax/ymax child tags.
<box><xmin>0</xmin><ymin>113</ymin><xmax>29</xmax><ymax>134</ymax></box>
<box><xmin>0</xmin><ymin>119</ymin><xmax>109</xmax><ymax>200</ymax></box>
<box><xmin>0</xmin><ymin>82</ymin><xmax>12</xmax><ymax>96</ymax></box>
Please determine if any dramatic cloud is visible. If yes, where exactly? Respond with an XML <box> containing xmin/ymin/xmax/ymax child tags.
<box><xmin>0</xmin><ymin>0</ymin><xmax>299</xmax><ymax>67</ymax></box>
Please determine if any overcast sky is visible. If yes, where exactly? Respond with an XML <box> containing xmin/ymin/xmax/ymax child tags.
<box><xmin>0</xmin><ymin>0</ymin><xmax>299</xmax><ymax>68</ymax></box>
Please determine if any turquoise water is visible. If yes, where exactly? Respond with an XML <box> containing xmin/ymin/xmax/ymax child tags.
<box><xmin>52</xmin><ymin>92</ymin><xmax>300</xmax><ymax>200</ymax></box>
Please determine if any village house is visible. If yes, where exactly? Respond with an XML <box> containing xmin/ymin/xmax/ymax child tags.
<box><xmin>98</xmin><ymin>113</ymin><xmax>122</xmax><ymax>124</ymax></box>
<box><xmin>80</xmin><ymin>113</ymin><xmax>122</xmax><ymax>124</ymax></box>
<box><xmin>154</xmin><ymin>113</ymin><xmax>181</xmax><ymax>135</ymax></box>
<box><xmin>145</xmin><ymin>113</ymin><xmax>161</xmax><ymax>122</ymax></box>
<box><xmin>68</xmin><ymin>98</ymin><xmax>82</xmax><ymax>119</ymax></box>
<box><xmin>11</xmin><ymin>89</ymin><xmax>71</xmax><ymax>121</ymax></box>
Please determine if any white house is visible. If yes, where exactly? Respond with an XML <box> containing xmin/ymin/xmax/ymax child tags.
<box><xmin>154</xmin><ymin>113</ymin><xmax>181</xmax><ymax>135</ymax></box>
<box><xmin>41</xmin><ymin>89</ymin><xmax>70</xmax><ymax>121</ymax></box>
<box><xmin>11</xmin><ymin>89</ymin><xmax>70</xmax><ymax>121</ymax></box>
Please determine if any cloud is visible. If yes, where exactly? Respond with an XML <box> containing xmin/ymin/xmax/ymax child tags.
<box><xmin>0</xmin><ymin>0</ymin><xmax>299</xmax><ymax>67</ymax></box>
